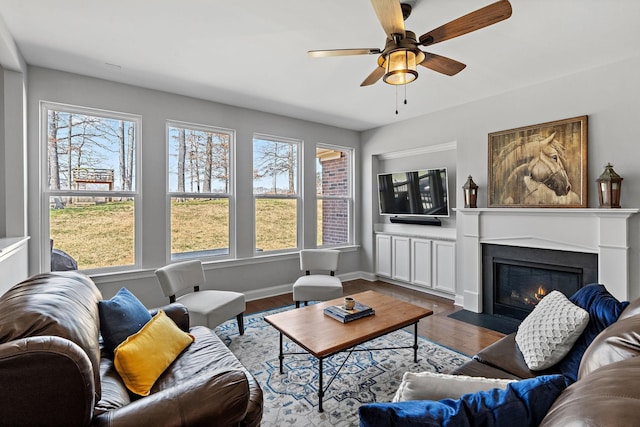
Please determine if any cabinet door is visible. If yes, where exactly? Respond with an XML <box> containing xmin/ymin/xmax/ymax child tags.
<box><xmin>411</xmin><ymin>238</ymin><xmax>432</xmax><ymax>287</ymax></box>
<box><xmin>392</xmin><ymin>236</ymin><xmax>411</xmax><ymax>282</ymax></box>
<box><xmin>375</xmin><ymin>234</ymin><xmax>392</xmax><ymax>277</ymax></box>
<box><xmin>432</xmin><ymin>240</ymin><xmax>456</xmax><ymax>294</ymax></box>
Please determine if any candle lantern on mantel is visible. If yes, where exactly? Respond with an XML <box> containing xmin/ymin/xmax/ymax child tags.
<box><xmin>462</xmin><ymin>175</ymin><xmax>479</xmax><ymax>208</ymax></box>
<box><xmin>596</xmin><ymin>163</ymin><xmax>623</xmax><ymax>208</ymax></box>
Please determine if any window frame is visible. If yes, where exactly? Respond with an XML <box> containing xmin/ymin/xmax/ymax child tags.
<box><xmin>252</xmin><ymin>133</ymin><xmax>302</xmax><ymax>255</ymax></box>
<box><xmin>315</xmin><ymin>143</ymin><xmax>355</xmax><ymax>248</ymax></box>
<box><xmin>40</xmin><ymin>101</ymin><xmax>142</xmax><ymax>273</ymax></box>
<box><xmin>166</xmin><ymin>120</ymin><xmax>236</xmax><ymax>262</ymax></box>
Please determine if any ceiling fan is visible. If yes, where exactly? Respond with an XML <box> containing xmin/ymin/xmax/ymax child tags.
<box><xmin>308</xmin><ymin>0</ymin><xmax>512</xmax><ymax>87</ymax></box>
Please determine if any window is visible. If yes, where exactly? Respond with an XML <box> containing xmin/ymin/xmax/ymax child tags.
<box><xmin>43</xmin><ymin>103</ymin><xmax>140</xmax><ymax>271</ymax></box>
<box><xmin>316</xmin><ymin>146</ymin><xmax>353</xmax><ymax>247</ymax></box>
<box><xmin>168</xmin><ymin>122</ymin><xmax>233</xmax><ymax>260</ymax></box>
<box><xmin>253</xmin><ymin>134</ymin><xmax>300</xmax><ymax>253</ymax></box>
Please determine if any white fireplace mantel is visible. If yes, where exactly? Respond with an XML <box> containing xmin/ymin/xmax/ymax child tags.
<box><xmin>456</xmin><ymin>208</ymin><xmax>638</xmax><ymax>312</ymax></box>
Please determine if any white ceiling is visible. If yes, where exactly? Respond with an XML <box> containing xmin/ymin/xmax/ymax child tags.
<box><xmin>1</xmin><ymin>0</ymin><xmax>639</xmax><ymax>131</ymax></box>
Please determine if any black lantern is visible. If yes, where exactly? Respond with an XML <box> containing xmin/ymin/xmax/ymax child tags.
<box><xmin>462</xmin><ymin>175</ymin><xmax>479</xmax><ymax>208</ymax></box>
<box><xmin>596</xmin><ymin>163</ymin><xmax>623</xmax><ymax>208</ymax></box>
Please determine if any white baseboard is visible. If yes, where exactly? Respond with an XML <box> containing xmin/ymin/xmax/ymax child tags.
<box><xmin>244</xmin><ymin>283</ymin><xmax>293</xmax><ymax>302</ymax></box>
<box><xmin>372</xmin><ymin>277</ymin><xmax>455</xmax><ymax>301</ymax></box>
<box><xmin>244</xmin><ymin>270</ymin><xmax>375</xmax><ymax>302</ymax></box>
<box><xmin>245</xmin><ymin>271</ymin><xmax>460</xmax><ymax>304</ymax></box>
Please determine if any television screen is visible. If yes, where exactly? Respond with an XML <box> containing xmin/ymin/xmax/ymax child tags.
<box><xmin>377</xmin><ymin>168</ymin><xmax>450</xmax><ymax>217</ymax></box>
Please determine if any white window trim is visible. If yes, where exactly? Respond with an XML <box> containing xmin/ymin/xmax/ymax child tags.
<box><xmin>253</xmin><ymin>133</ymin><xmax>302</xmax><ymax>255</ymax></box>
<box><xmin>40</xmin><ymin>101</ymin><xmax>142</xmax><ymax>273</ymax></box>
<box><xmin>166</xmin><ymin>120</ymin><xmax>236</xmax><ymax>262</ymax></box>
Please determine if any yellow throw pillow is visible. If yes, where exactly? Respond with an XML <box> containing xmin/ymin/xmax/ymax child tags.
<box><xmin>114</xmin><ymin>310</ymin><xmax>194</xmax><ymax>396</ymax></box>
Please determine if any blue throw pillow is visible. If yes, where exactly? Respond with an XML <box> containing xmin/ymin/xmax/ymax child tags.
<box><xmin>358</xmin><ymin>374</ymin><xmax>567</xmax><ymax>427</ymax></box>
<box><xmin>553</xmin><ymin>284</ymin><xmax>629</xmax><ymax>382</ymax></box>
<box><xmin>99</xmin><ymin>287</ymin><xmax>151</xmax><ymax>354</ymax></box>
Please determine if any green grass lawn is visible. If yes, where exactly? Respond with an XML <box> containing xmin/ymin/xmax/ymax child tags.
<box><xmin>50</xmin><ymin>199</ymin><xmax>309</xmax><ymax>269</ymax></box>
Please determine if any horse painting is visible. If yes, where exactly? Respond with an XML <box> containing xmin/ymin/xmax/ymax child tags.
<box><xmin>490</xmin><ymin>132</ymin><xmax>581</xmax><ymax>206</ymax></box>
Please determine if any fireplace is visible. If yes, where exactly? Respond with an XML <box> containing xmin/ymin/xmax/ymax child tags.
<box><xmin>457</xmin><ymin>208</ymin><xmax>636</xmax><ymax>313</ymax></box>
<box><xmin>482</xmin><ymin>244</ymin><xmax>598</xmax><ymax>320</ymax></box>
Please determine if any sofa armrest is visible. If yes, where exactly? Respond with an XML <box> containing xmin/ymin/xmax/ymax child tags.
<box><xmin>474</xmin><ymin>333</ymin><xmax>543</xmax><ymax>379</ymax></box>
<box><xmin>91</xmin><ymin>369</ymin><xmax>250</xmax><ymax>427</ymax></box>
<box><xmin>0</xmin><ymin>335</ymin><xmax>95</xmax><ymax>426</ymax></box>
<box><xmin>149</xmin><ymin>303</ymin><xmax>190</xmax><ymax>332</ymax></box>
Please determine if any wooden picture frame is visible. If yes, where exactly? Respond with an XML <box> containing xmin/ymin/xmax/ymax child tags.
<box><xmin>488</xmin><ymin>115</ymin><xmax>588</xmax><ymax>207</ymax></box>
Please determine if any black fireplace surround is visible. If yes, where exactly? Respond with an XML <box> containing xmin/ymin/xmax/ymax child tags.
<box><xmin>482</xmin><ymin>244</ymin><xmax>598</xmax><ymax>321</ymax></box>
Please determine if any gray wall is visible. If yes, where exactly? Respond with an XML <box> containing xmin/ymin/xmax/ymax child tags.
<box><xmin>0</xmin><ymin>69</ymin><xmax>5</xmax><ymax>237</ymax></box>
<box><xmin>25</xmin><ymin>67</ymin><xmax>361</xmax><ymax>307</ymax></box>
<box><xmin>0</xmin><ymin>67</ymin><xmax>27</xmax><ymax>239</ymax></box>
<box><xmin>361</xmin><ymin>55</ymin><xmax>640</xmax><ymax>300</ymax></box>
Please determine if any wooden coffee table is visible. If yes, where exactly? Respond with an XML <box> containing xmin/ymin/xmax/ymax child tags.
<box><xmin>264</xmin><ymin>290</ymin><xmax>433</xmax><ymax>412</ymax></box>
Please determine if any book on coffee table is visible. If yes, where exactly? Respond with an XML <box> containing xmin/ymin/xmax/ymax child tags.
<box><xmin>323</xmin><ymin>302</ymin><xmax>375</xmax><ymax>323</ymax></box>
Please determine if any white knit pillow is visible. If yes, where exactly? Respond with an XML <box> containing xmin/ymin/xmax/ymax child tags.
<box><xmin>515</xmin><ymin>290</ymin><xmax>589</xmax><ymax>370</ymax></box>
<box><xmin>393</xmin><ymin>371</ymin><xmax>516</xmax><ymax>402</ymax></box>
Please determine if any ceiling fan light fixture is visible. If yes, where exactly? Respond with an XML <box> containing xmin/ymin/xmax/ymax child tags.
<box><xmin>383</xmin><ymin>49</ymin><xmax>418</xmax><ymax>85</ymax></box>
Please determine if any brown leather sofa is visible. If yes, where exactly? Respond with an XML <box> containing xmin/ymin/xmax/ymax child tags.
<box><xmin>451</xmin><ymin>295</ymin><xmax>640</xmax><ymax>426</ymax></box>
<box><xmin>0</xmin><ymin>271</ymin><xmax>263</xmax><ymax>427</ymax></box>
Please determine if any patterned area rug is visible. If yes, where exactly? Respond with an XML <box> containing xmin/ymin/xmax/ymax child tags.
<box><xmin>215</xmin><ymin>305</ymin><xmax>470</xmax><ymax>427</ymax></box>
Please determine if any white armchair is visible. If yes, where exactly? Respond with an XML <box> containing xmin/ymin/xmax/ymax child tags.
<box><xmin>155</xmin><ymin>260</ymin><xmax>246</xmax><ymax>334</ymax></box>
<box><xmin>292</xmin><ymin>249</ymin><xmax>342</xmax><ymax>308</ymax></box>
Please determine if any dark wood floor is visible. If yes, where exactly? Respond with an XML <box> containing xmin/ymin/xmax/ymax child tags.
<box><xmin>246</xmin><ymin>279</ymin><xmax>504</xmax><ymax>357</ymax></box>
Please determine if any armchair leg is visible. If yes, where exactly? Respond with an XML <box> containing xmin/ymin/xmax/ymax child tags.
<box><xmin>295</xmin><ymin>301</ymin><xmax>301</xmax><ymax>308</ymax></box>
<box><xmin>237</xmin><ymin>313</ymin><xmax>245</xmax><ymax>335</ymax></box>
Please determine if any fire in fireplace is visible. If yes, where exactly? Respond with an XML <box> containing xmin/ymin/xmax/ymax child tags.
<box><xmin>483</xmin><ymin>244</ymin><xmax>598</xmax><ymax>321</ymax></box>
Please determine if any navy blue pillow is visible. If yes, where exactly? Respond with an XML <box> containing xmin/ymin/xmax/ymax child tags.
<box><xmin>98</xmin><ymin>287</ymin><xmax>151</xmax><ymax>354</ymax></box>
<box><xmin>554</xmin><ymin>284</ymin><xmax>629</xmax><ymax>382</ymax></box>
<box><xmin>358</xmin><ymin>374</ymin><xmax>568</xmax><ymax>427</ymax></box>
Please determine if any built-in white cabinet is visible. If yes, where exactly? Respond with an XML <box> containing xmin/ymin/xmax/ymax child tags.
<box><xmin>392</xmin><ymin>235</ymin><xmax>411</xmax><ymax>282</ymax></box>
<box><xmin>376</xmin><ymin>232</ymin><xmax>456</xmax><ymax>296</ymax></box>
<box><xmin>375</xmin><ymin>234</ymin><xmax>392</xmax><ymax>277</ymax></box>
<box><xmin>411</xmin><ymin>238</ymin><xmax>432</xmax><ymax>287</ymax></box>
<box><xmin>432</xmin><ymin>239</ymin><xmax>456</xmax><ymax>294</ymax></box>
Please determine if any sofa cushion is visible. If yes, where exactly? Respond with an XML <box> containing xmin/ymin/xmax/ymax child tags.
<box><xmin>552</xmin><ymin>284</ymin><xmax>629</xmax><ymax>382</ymax></box>
<box><xmin>114</xmin><ymin>310</ymin><xmax>194</xmax><ymax>396</ymax></box>
<box><xmin>618</xmin><ymin>294</ymin><xmax>640</xmax><ymax>321</ymax></box>
<box><xmin>450</xmin><ymin>358</ymin><xmax>524</xmax><ymax>380</ymax></box>
<box><xmin>95</xmin><ymin>355</ymin><xmax>132</xmax><ymax>413</ymax></box>
<box><xmin>577</xmin><ymin>313</ymin><xmax>640</xmax><ymax>379</ymax></box>
<box><xmin>515</xmin><ymin>291</ymin><xmax>589</xmax><ymax>370</ymax></box>
<box><xmin>99</xmin><ymin>287</ymin><xmax>152</xmax><ymax>354</ymax></box>
<box><xmin>540</xmin><ymin>357</ymin><xmax>640</xmax><ymax>427</ymax></box>
<box><xmin>359</xmin><ymin>374</ymin><xmax>567</xmax><ymax>427</ymax></box>
<box><xmin>473</xmin><ymin>333</ymin><xmax>540</xmax><ymax>379</ymax></box>
<box><xmin>393</xmin><ymin>371</ymin><xmax>515</xmax><ymax>402</ymax></box>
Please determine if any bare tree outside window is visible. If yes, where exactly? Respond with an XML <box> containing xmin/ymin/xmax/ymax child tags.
<box><xmin>253</xmin><ymin>138</ymin><xmax>297</xmax><ymax>195</ymax></box>
<box><xmin>45</xmin><ymin>104</ymin><xmax>139</xmax><ymax>271</ymax></box>
<box><xmin>253</xmin><ymin>135</ymin><xmax>300</xmax><ymax>252</ymax></box>
<box><xmin>168</xmin><ymin>123</ymin><xmax>232</xmax><ymax>260</ymax></box>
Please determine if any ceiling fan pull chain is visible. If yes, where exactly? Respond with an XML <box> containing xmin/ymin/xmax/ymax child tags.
<box><xmin>404</xmin><ymin>84</ymin><xmax>408</xmax><ymax>105</ymax></box>
<box><xmin>395</xmin><ymin>86</ymin><xmax>399</xmax><ymax>115</ymax></box>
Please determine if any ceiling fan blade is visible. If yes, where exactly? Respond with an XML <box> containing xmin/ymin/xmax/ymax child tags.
<box><xmin>419</xmin><ymin>52</ymin><xmax>466</xmax><ymax>76</ymax></box>
<box><xmin>419</xmin><ymin>0</ymin><xmax>512</xmax><ymax>46</ymax></box>
<box><xmin>308</xmin><ymin>48</ymin><xmax>382</xmax><ymax>58</ymax></box>
<box><xmin>360</xmin><ymin>66</ymin><xmax>386</xmax><ymax>87</ymax></box>
<box><xmin>370</xmin><ymin>0</ymin><xmax>405</xmax><ymax>38</ymax></box>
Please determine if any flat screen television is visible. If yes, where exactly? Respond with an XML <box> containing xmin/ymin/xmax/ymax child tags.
<box><xmin>377</xmin><ymin>167</ymin><xmax>450</xmax><ymax>218</ymax></box>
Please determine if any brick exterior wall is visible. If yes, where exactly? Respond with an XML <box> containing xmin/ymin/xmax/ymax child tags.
<box><xmin>320</xmin><ymin>153</ymin><xmax>348</xmax><ymax>245</ymax></box>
